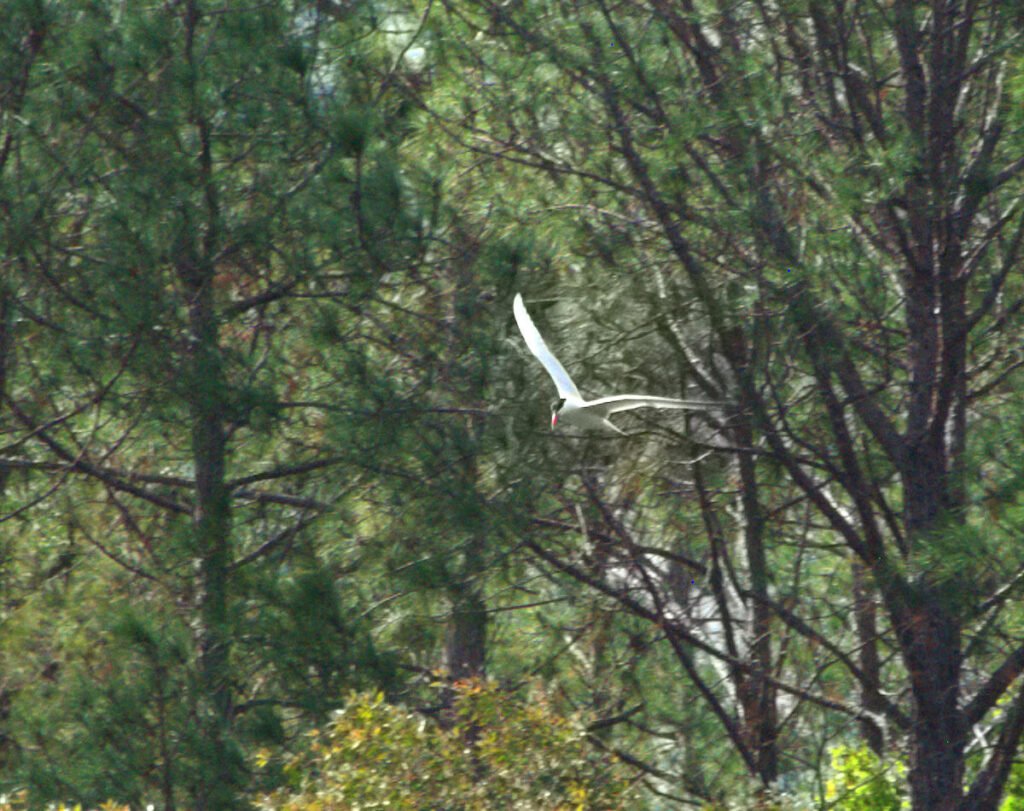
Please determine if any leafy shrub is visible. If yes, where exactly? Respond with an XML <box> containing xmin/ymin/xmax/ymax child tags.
<box><xmin>0</xmin><ymin>792</ymin><xmax>128</xmax><ymax>811</ymax></box>
<box><xmin>257</xmin><ymin>681</ymin><xmax>638</xmax><ymax>810</ymax></box>
<box><xmin>825</xmin><ymin>745</ymin><xmax>906</xmax><ymax>810</ymax></box>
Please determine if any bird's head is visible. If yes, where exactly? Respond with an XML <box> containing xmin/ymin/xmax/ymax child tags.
<box><xmin>550</xmin><ymin>398</ymin><xmax>564</xmax><ymax>428</ymax></box>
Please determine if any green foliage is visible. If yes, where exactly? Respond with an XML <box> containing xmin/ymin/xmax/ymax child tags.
<box><xmin>1002</xmin><ymin>761</ymin><xmax>1024</xmax><ymax>811</ymax></box>
<box><xmin>4</xmin><ymin>0</ymin><xmax>1024</xmax><ymax>806</ymax></box>
<box><xmin>258</xmin><ymin>682</ymin><xmax>638</xmax><ymax>810</ymax></box>
<box><xmin>825</xmin><ymin>745</ymin><xmax>907</xmax><ymax>811</ymax></box>
<box><xmin>3</xmin><ymin>593</ymin><xmax>196</xmax><ymax>808</ymax></box>
<box><xmin>240</xmin><ymin>562</ymin><xmax>400</xmax><ymax>720</ymax></box>
<box><xmin>0</xmin><ymin>795</ymin><xmax>128</xmax><ymax>811</ymax></box>
<box><xmin>0</xmin><ymin>0</ymin><xmax>425</xmax><ymax>805</ymax></box>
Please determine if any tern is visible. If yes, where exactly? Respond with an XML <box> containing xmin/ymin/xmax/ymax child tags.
<box><xmin>513</xmin><ymin>293</ymin><xmax>710</xmax><ymax>434</ymax></box>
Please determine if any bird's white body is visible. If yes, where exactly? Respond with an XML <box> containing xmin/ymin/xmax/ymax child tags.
<box><xmin>513</xmin><ymin>293</ymin><xmax>709</xmax><ymax>433</ymax></box>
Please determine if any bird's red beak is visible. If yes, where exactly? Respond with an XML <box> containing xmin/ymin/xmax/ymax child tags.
<box><xmin>551</xmin><ymin>413</ymin><xmax>558</xmax><ymax>429</ymax></box>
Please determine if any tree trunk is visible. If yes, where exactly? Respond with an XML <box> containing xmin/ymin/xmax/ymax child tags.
<box><xmin>0</xmin><ymin>286</ymin><xmax>10</xmax><ymax>497</ymax></box>
<box><xmin>445</xmin><ymin>581</ymin><xmax>487</xmax><ymax>682</ymax></box>
<box><xmin>899</xmin><ymin>596</ymin><xmax>964</xmax><ymax>810</ymax></box>
<box><xmin>734</xmin><ymin>414</ymin><xmax>778</xmax><ymax>784</ymax></box>
<box><xmin>180</xmin><ymin>3</ymin><xmax>237</xmax><ymax>787</ymax></box>
<box><xmin>852</xmin><ymin>561</ymin><xmax>884</xmax><ymax>753</ymax></box>
<box><xmin>188</xmin><ymin>277</ymin><xmax>236</xmax><ymax>809</ymax></box>
<box><xmin>900</xmin><ymin>309</ymin><xmax>965</xmax><ymax>808</ymax></box>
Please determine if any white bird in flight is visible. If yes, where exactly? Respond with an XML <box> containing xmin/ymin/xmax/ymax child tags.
<box><xmin>513</xmin><ymin>293</ymin><xmax>711</xmax><ymax>434</ymax></box>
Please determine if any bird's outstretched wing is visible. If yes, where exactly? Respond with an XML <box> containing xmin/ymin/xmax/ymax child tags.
<box><xmin>588</xmin><ymin>395</ymin><xmax>710</xmax><ymax>417</ymax></box>
<box><xmin>513</xmin><ymin>294</ymin><xmax>581</xmax><ymax>400</ymax></box>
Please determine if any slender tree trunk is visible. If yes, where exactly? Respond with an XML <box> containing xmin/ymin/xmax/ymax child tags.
<box><xmin>852</xmin><ymin>560</ymin><xmax>884</xmax><ymax>753</ymax></box>
<box><xmin>443</xmin><ymin>537</ymin><xmax>486</xmax><ymax>762</ymax></box>
<box><xmin>188</xmin><ymin>277</ymin><xmax>236</xmax><ymax>809</ymax></box>
<box><xmin>734</xmin><ymin>415</ymin><xmax>778</xmax><ymax>784</ymax></box>
<box><xmin>0</xmin><ymin>285</ymin><xmax>10</xmax><ymax>497</ymax></box>
<box><xmin>445</xmin><ymin>569</ymin><xmax>487</xmax><ymax>682</ymax></box>
<box><xmin>180</xmin><ymin>1</ymin><xmax>237</xmax><ymax>790</ymax></box>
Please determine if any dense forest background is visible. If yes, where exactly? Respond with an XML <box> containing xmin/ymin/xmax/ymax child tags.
<box><xmin>2</xmin><ymin>0</ymin><xmax>1024</xmax><ymax>808</ymax></box>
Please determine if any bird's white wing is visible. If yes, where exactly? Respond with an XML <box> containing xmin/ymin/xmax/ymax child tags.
<box><xmin>587</xmin><ymin>394</ymin><xmax>709</xmax><ymax>417</ymax></box>
<box><xmin>513</xmin><ymin>294</ymin><xmax>581</xmax><ymax>400</ymax></box>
